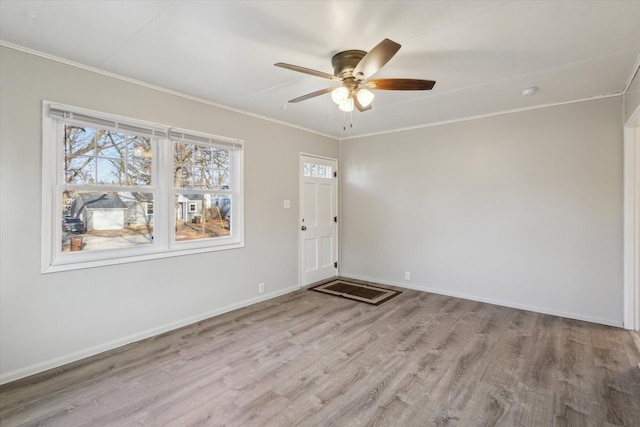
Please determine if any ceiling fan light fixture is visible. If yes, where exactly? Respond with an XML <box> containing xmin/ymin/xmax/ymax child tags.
<box><xmin>338</xmin><ymin>97</ymin><xmax>354</xmax><ymax>112</ymax></box>
<box><xmin>356</xmin><ymin>89</ymin><xmax>375</xmax><ymax>107</ymax></box>
<box><xmin>331</xmin><ymin>86</ymin><xmax>349</xmax><ymax>104</ymax></box>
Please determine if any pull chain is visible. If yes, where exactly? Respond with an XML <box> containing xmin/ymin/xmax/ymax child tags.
<box><xmin>342</xmin><ymin>109</ymin><xmax>354</xmax><ymax>131</ymax></box>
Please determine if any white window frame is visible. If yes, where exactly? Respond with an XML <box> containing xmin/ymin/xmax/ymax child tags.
<box><xmin>41</xmin><ymin>101</ymin><xmax>244</xmax><ymax>273</ymax></box>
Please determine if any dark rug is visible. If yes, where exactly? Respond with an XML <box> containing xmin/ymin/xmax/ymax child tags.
<box><xmin>310</xmin><ymin>279</ymin><xmax>401</xmax><ymax>305</ymax></box>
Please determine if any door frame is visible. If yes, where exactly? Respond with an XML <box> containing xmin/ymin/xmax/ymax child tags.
<box><xmin>624</xmin><ymin>104</ymin><xmax>640</xmax><ymax>330</ymax></box>
<box><xmin>298</xmin><ymin>153</ymin><xmax>339</xmax><ymax>286</ymax></box>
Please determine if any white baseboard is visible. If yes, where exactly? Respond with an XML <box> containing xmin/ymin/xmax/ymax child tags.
<box><xmin>0</xmin><ymin>285</ymin><xmax>300</xmax><ymax>385</ymax></box>
<box><xmin>341</xmin><ymin>273</ymin><xmax>624</xmax><ymax>328</ymax></box>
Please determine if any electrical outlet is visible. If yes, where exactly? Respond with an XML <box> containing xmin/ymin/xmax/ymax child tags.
<box><xmin>404</xmin><ymin>272</ymin><xmax>411</xmax><ymax>280</ymax></box>
<box><xmin>259</xmin><ymin>283</ymin><xmax>265</xmax><ymax>293</ymax></box>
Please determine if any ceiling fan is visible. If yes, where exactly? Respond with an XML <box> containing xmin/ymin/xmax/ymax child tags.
<box><xmin>274</xmin><ymin>39</ymin><xmax>435</xmax><ymax>113</ymax></box>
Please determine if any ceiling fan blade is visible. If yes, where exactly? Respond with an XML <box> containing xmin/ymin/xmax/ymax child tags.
<box><xmin>353</xmin><ymin>96</ymin><xmax>372</xmax><ymax>112</ymax></box>
<box><xmin>352</xmin><ymin>39</ymin><xmax>401</xmax><ymax>81</ymax></box>
<box><xmin>365</xmin><ymin>78</ymin><xmax>436</xmax><ymax>90</ymax></box>
<box><xmin>288</xmin><ymin>87</ymin><xmax>335</xmax><ymax>103</ymax></box>
<box><xmin>275</xmin><ymin>62</ymin><xmax>340</xmax><ymax>81</ymax></box>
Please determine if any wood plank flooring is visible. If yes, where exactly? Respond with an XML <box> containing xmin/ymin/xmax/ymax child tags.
<box><xmin>1</xmin><ymin>280</ymin><xmax>639</xmax><ymax>426</ymax></box>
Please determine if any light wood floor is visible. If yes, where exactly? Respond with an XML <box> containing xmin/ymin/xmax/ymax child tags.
<box><xmin>1</xmin><ymin>279</ymin><xmax>639</xmax><ymax>426</ymax></box>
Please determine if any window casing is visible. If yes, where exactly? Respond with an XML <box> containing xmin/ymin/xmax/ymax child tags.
<box><xmin>42</xmin><ymin>102</ymin><xmax>244</xmax><ymax>273</ymax></box>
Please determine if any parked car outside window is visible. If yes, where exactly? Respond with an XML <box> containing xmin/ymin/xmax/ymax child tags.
<box><xmin>62</xmin><ymin>217</ymin><xmax>85</xmax><ymax>233</ymax></box>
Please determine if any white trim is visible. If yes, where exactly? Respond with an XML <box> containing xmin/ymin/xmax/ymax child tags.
<box><xmin>40</xmin><ymin>107</ymin><xmax>58</xmax><ymax>272</ymax></box>
<box><xmin>342</xmin><ymin>274</ymin><xmax>623</xmax><ymax>328</ymax></box>
<box><xmin>338</xmin><ymin>142</ymin><xmax>343</xmax><ymax>276</ymax></box>
<box><xmin>169</xmin><ymin>126</ymin><xmax>243</xmax><ymax>150</ymax></box>
<box><xmin>45</xmin><ymin>101</ymin><xmax>243</xmax><ymax>148</ymax></box>
<box><xmin>0</xmin><ymin>42</ymin><xmax>337</xmax><ymax>141</ymax></box>
<box><xmin>339</xmin><ymin>93</ymin><xmax>623</xmax><ymax>141</ymax></box>
<box><xmin>623</xmin><ymin>104</ymin><xmax>640</xmax><ymax>330</ymax></box>
<box><xmin>0</xmin><ymin>284</ymin><xmax>300</xmax><ymax>385</ymax></box>
<box><xmin>299</xmin><ymin>152</ymin><xmax>338</xmax><ymax>162</ymax></box>
<box><xmin>623</xmin><ymin>53</ymin><xmax>640</xmax><ymax>94</ymax></box>
<box><xmin>43</xmin><ymin>243</ymin><xmax>245</xmax><ymax>273</ymax></box>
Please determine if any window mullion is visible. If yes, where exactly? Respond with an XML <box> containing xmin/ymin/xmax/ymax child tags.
<box><xmin>153</xmin><ymin>137</ymin><xmax>171</xmax><ymax>250</ymax></box>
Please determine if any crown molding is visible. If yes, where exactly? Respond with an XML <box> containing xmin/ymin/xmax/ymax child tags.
<box><xmin>0</xmin><ymin>41</ymin><xmax>338</xmax><ymax>141</ymax></box>
<box><xmin>339</xmin><ymin>93</ymin><xmax>622</xmax><ymax>141</ymax></box>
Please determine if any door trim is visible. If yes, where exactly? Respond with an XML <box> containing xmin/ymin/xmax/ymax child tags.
<box><xmin>623</xmin><ymin>105</ymin><xmax>640</xmax><ymax>330</ymax></box>
<box><xmin>299</xmin><ymin>153</ymin><xmax>339</xmax><ymax>286</ymax></box>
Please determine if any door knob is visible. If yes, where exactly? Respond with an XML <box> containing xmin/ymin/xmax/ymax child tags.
<box><xmin>301</xmin><ymin>225</ymin><xmax>307</xmax><ymax>231</ymax></box>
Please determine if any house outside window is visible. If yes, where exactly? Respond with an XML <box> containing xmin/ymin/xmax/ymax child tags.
<box><xmin>41</xmin><ymin>102</ymin><xmax>244</xmax><ymax>272</ymax></box>
<box><xmin>173</xmin><ymin>139</ymin><xmax>232</xmax><ymax>240</ymax></box>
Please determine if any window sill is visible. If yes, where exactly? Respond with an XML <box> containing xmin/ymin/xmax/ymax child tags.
<box><xmin>42</xmin><ymin>241</ymin><xmax>245</xmax><ymax>273</ymax></box>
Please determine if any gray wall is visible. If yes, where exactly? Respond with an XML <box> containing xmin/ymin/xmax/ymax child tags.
<box><xmin>340</xmin><ymin>97</ymin><xmax>624</xmax><ymax>325</ymax></box>
<box><xmin>0</xmin><ymin>46</ymin><xmax>339</xmax><ymax>382</ymax></box>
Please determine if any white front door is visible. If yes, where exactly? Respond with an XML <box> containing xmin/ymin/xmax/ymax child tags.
<box><xmin>300</xmin><ymin>155</ymin><xmax>338</xmax><ymax>285</ymax></box>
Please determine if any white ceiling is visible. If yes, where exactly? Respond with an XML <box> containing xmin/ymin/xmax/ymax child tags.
<box><xmin>1</xmin><ymin>1</ymin><xmax>639</xmax><ymax>139</ymax></box>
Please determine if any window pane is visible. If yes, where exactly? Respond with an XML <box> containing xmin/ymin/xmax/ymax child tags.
<box><xmin>211</xmin><ymin>149</ymin><xmax>230</xmax><ymax>189</ymax></box>
<box><xmin>64</xmin><ymin>125</ymin><xmax>151</xmax><ymax>186</ymax></box>
<box><xmin>174</xmin><ymin>193</ymin><xmax>231</xmax><ymax>241</ymax></box>
<box><xmin>302</xmin><ymin>162</ymin><xmax>333</xmax><ymax>179</ymax></box>
<box><xmin>97</xmin><ymin>157</ymin><xmax>124</xmax><ymax>185</ymax></box>
<box><xmin>127</xmin><ymin>138</ymin><xmax>152</xmax><ymax>185</ymax></box>
<box><xmin>325</xmin><ymin>166</ymin><xmax>333</xmax><ymax>178</ymax></box>
<box><xmin>65</xmin><ymin>155</ymin><xmax>96</xmax><ymax>184</ymax></box>
<box><xmin>173</xmin><ymin>141</ymin><xmax>230</xmax><ymax>190</ymax></box>
<box><xmin>192</xmin><ymin>167</ymin><xmax>203</xmax><ymax>188</ymax></box>
<box><xmin>65</xmin><ymin>125</ymin><xmax>96</xmax><ymax>157</ymax></box>
<box><xmin>99</xmin><ymin>132</ymin><xmax>127</xmax><ymax>157</ymax></box>
<box><xmin>61</xmin><ymin>191</ymin><xmax>154</xmax><ymax>253</ymax></box>
<box><xmin>173</xmin><ymin>142</ymin><xmax>192</xmax><ymax>187</ymax></box>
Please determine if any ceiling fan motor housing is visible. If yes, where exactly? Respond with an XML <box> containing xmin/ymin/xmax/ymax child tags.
<box><xmin>331</xmin><ymin>50</ymin><xmax>366</xmax><ymax>80</ymax></box>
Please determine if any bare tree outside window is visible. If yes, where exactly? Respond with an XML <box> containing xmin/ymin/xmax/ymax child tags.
<box><xmin>64</xmin><ymin>125</ymin><xmax>152</xmax><ymax>186</ymax></box>
<box><xmin>61</xmin><ymin>125</ymin><xmax>154</xmax><ymax>252</ymax></box>
<box><xmin>173</xmin><ymin>141</ymin><xmax>231</xmax><ymax>240</ymax></box>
